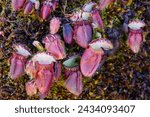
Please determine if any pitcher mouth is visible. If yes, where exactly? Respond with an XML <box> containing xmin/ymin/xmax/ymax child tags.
<box><xmin>63</xmin><ymin>55</ymin><xmax>80</xmax><ymax>68</ymax></box>
<box><xmin>14</xmin><ymin>44</ymin><xmax>31</xmax><ymax>57</ymax></box>
<box><xmin>32</xmin><ymin>53</ymin><xmax>56</xmax><ymax>65</ymax></box>
<box><xmin>128</xmin><ymin>20</ymin><xmax>145</xmax><ymax>30</ymax></box>
<box><xmin>89</xmin><ymin>38</ymin><xmax>113</xmax><ymax>51</ymax></box>
<box><xmin>82</xmin><ymin>2</ymin><xmax>96</xmax><ymax>12</ymax></box>
<box><xmin>30</xmin><ymin>0</ymin><xmax>37</xmax><ymax>3</ymax></box>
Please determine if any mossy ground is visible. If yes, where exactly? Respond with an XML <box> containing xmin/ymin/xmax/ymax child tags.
<box><xmin>0</xmin><ymin>0</ymin><xmax>150</xmax><ymax>99</ymax></box>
